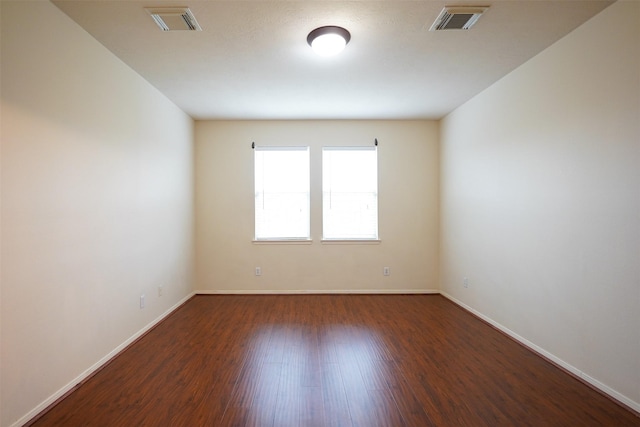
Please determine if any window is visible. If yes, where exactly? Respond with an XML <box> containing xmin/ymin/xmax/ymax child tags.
<box><xmin>322</xmin><ymin>147</ymin><xmax>378</xmax><ymax>240</ymax></box>
<box><xmin>254</xmin><ymin>147</ymin><xmax>310</xmax><ymax>240</ymax></box>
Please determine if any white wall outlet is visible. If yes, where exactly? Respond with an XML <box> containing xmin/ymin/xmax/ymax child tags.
<box><xmin>463</xmin><ymin>277</ymin><xmax>468</xmax><ymax>288</ymax></box>
<box><xmin>140</xmin><ymin>294</ymin><xmax>145</xmax><ymax>308</ymax></box>
<box><xmin>158</xmin><ymin>286</ymin><xmax>163</xmax><ymax>297</ymax></box>
<box><xmin>383</xmin><ymin>267</ymin><xmax>390</xmax><ymax>276</ymax></box>
<box><xmin>255</xmin><ymin>267</ymin><xmax>262</xmax><ymax>276</ymax></box>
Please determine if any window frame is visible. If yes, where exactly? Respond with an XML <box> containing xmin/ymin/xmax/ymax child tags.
<box><xmin>253</xmin><ymin>146</ymin><xmax>311</xmax><ymax>242</ymax></box>
<box><xmin>321</xmin><ymin>146</ymin><xmax>379</xmax><ymax>242</ymax></box>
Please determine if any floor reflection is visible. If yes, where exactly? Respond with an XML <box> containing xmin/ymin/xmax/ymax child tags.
<box><xmin>235</xmin><ymin>323</ymin><xmax>401</xmax><ymax>426</ymax></box>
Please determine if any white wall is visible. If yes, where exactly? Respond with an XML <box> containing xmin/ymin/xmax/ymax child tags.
<box><xmin>195</xmin><ymin>120</ymin><xmax>439</xmax><ymax>293</ymax></box>
<box><xmin>440</xmin><ymin>0</ymin><xmax>639</xmax><ymax>411</ymax></box>
<box><xmin>1</xmin><ymin>2</ymin><xmax>194</xmax><ymax>425</ymax></box>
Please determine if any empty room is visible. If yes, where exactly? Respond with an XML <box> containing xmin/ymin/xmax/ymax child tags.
<box><xmin>1</xmin><ymin>1</ymin><xmax>638</xmax><ymax>426</ymax></box>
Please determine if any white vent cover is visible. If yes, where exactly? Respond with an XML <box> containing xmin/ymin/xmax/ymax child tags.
<box><xmin>429</xmin><ymin>6</ymin><xmax>489</xmax><ymax>31</ymax></box>
<box><xmin>145</xmin><ymin>7</ymin><xmax>202</xmax><ymax>31</ymax></box>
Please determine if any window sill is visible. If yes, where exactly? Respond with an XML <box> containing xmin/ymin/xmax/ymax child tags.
<box><xmin>252</xmin><ymin>239</ymin><xmax>313</xmax><ymax>245</ymax></box>
<box><xmin>321</xmin><ymin>239</ymin><xmax>381</xmax><ymax>245</ymax></box>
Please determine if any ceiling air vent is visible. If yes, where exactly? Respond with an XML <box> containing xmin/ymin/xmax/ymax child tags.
<box><xmin>429</xmin><ymin>6</ymin><xmax>489</xmax><ymax>31</ymax></box>
<box><xmin>145</xmin><ymin>7</ymin><xmax>202</xmax><ymax>31</ymax></box>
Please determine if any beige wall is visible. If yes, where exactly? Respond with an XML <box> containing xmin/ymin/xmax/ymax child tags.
<box><xmin>1</xmin><ymin>2</ymin><xmax>194</xmax><ymax>425</ymax></box>
<box><xmin>195</xmin><ymin>120</ymin><xmax>439</xmax><ymax>293</ymax></box>
<box><xmin>440</xmin><ymin>0</ymin><xmax>639</xmax><ymax>411</ymax></box>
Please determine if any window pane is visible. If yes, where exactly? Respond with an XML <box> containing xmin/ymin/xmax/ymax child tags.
<box><xmin>323</xmin><ymin>147</ymin><xmax>378</xmax><ymax>239</ymax></box>
<box><xmin>255</xmin><ymin>147</ymin><xmax>310</xmax><ymax>239</ymax></box>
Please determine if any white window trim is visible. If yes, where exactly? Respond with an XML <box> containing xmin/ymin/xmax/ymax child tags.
<box><xmin>322</xmin><ymin>146</ymin><xmax>379</xmax><ymax>241</ymax></box>
<box><xmin>252</xmin><ymin>239</ymin><xmax>313</xmax><ymax>245</ymax></box>
<box><xmin>321</xmin><ymin>239</ymin><xmax>381</xmax><ymax>245</ymax></box>
<box><xmin>254</xmin><ymin>145</ymin><xmax>310</xmax><ymax>241</ymax></box>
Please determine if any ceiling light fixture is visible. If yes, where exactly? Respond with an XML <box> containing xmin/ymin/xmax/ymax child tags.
<box><xmin>307</xmin><ymin>26</ymin><xmax>351</xmax><ymax>57</ymax></box>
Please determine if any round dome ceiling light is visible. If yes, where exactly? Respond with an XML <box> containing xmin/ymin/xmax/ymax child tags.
<box><xmin>307</xmin><ymin>26</ymin><xmax>351</xmax><ymax>57</ymax></box>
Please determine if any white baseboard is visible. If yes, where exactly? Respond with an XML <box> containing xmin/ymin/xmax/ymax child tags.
<box><xmin>13</xmin><ymin>292</ymin><xmax>196</xmax><ymax>427</ymax></box>
<box><xmin>196</xmin><ymin>289</ymin><xmax>440</xmax><ymax>295</ymax></box>
<box><xmin>440</xmin><ymin>291</ymin><xmax>640</xmax><ymax>414</ymax></box>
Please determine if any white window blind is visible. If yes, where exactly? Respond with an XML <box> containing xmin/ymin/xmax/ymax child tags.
<box><xmin>322</xmin><ymin>147</ymin><xmax>378</xmax><ymax>240</ymax></box>
<box><xmin>255</xmin><ymin>147</ymin><xmax>310</xmax><ymax>240</ymax></box>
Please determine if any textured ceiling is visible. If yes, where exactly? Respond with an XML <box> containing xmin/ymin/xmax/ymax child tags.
<box><xmin>52</xmin><ymin>0</ymin><xmax>614</xmax><ymax>120</ymax></box>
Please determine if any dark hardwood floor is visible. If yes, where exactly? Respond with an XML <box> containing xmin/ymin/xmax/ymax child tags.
<box><xmin>30</xmin><ymin>294</ymin><xmax>639</xmax><ymax>426</ymax></box>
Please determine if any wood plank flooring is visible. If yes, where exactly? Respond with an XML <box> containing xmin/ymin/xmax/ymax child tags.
<box><xmin>29</xmin><ymin>295</ymin><xmax>639</xmax><ymax>426</ymax></box>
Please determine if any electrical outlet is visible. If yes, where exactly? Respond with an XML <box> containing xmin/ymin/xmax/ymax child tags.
<box><xmin>383</xmin><ymin>267</ymin><xmax>390</xmax><ymax>276</ymax></box>
<box><xmin>140</xmin><ymin>294</ymin><xmax>145</xmax><ymax>309</ymax></box>
<box><xmin>158</xmin><ymin>286</ymin><xmax>163</xmax><ymax>297</ymax></box>
<box><xmin>463</xmin><ymin>277</ymin><xmax>468</xmax><ymax>288</ymax></box>
<box><xmin>255</xmin><ymin>267</ymin><xmax>262</xmax><ymax>276</ymax></box>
